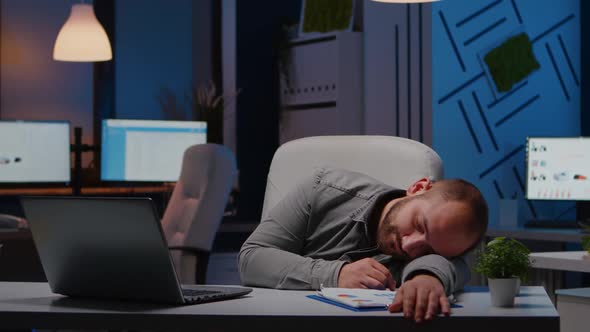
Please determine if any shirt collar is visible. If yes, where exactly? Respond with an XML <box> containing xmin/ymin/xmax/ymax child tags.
<box><xmin>350</xmin><ymin>189</ymin><xmax>406</xmax><ymax>223</ymax></box>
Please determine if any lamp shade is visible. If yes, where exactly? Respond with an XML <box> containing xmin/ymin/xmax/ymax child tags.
<box><xmin>371</xmin><ymin>0</ymin><xmax>440</xmax><ymax>3</ymax></box>
<box><xmin>53</xmin><ymin>4</ymin><xmax>112</xmax><ymax>62</ymax></box>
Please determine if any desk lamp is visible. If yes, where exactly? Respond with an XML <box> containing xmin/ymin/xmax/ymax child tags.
<box><xmin>53</xmin><ymin>2</ymin><xmax>112</xmax><ymax>195</ymax></box>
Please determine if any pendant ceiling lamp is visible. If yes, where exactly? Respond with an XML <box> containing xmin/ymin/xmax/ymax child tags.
<box><xmin>371</xmin><ymin>0</ymin><xmax>440</xmax><ymax>3</ymax></box>
<box><xmin>53</xmin><ymin>3</ymin><xmax>112</xmax><ymax>62</ymax></box>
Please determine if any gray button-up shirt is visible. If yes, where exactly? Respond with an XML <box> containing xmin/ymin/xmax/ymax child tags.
<box><xmin>238</xmin><ymin>167</ymin><xmax>470</xmax><ymax>294</ymax></box>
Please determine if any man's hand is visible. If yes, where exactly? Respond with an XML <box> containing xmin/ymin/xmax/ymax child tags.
<box><xmin>337</xmin><ymin>258</ymin><xmax>396</xmax><ymax>290</ymax></box>
<box><xmin>388</xmin><ymin>274</ymin><xmax>450</xmax><ymax>323</ymax></box>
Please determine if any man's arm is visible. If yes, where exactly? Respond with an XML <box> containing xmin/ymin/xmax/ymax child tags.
<box><xmin>401</xmin><ymin>253</ymin><xmax>470</xmax><ymax>295</ymax></box>
<box><xmin>388</xmin><ymin>253</ymin><xmax>470</xmax><ymax>322</ymax></box>
<box><xmin>238</xmin><ymin>171</ymin><xmax>346</xmax><ymax>290</ymax></box>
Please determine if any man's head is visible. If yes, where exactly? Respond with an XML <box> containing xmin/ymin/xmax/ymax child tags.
<box><xmin>376</xmin><ymin>178</ymin><xmax>488</xmax><ymax>260</ymax></box>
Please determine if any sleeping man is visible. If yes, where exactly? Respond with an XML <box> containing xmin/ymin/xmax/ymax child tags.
<box><xmin>239</xmin><ymin>167</ymin><xmax>488</xmax><ymax>323</ymax></box>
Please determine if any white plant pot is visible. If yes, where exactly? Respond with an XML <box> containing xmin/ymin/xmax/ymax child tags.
<box><xmin>488</xmin><ymin>278</ymin><xmax>518</xmax><ymax>307</ymax></box>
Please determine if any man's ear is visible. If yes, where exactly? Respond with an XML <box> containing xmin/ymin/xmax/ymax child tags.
<box><xmin>406</xmin><ymin>177</ymin><xmax>433</xmax><ymax>196</ymax></box>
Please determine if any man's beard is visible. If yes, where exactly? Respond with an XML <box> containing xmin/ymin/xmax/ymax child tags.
<box><xmin>377</xmin><ymin>196</ymin><xmax>415</xmax><ymax>260</ymax></box>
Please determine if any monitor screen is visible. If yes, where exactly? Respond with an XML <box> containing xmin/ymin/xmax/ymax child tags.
<box><xmin>0</xmin><ymin>121</ymin><xmax>71</xmax><ymax>183</ymax></box>
<box><xmin>526</xmin><ymin>137</ymin><xmax>590</xmax><ymax>201</ymax></box>
<box><xmin>100</xmin><ymin>119</ymin><xmax>207</xmax><ymax>182</ymax></box>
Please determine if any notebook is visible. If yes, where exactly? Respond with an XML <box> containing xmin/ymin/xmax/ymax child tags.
<box><xmin>20</xmin><ymin>196</ymin><xmax>252</xmax><ymax>305</ymax></box>
<box><xmin>308</xmin><ymin>287</ymin><xmax>462</xmax><ymax>312</ymax></box>
<box><xmin>310</xmin><ymin>287</ymin><xmax>396</xmax><ymax>311</ymax></box>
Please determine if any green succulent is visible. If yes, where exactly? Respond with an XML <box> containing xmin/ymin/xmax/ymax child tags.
<box><xmin>475</xmin><ymin>237</ymin><xmax>531</xmax><ymax>281</ymax></box>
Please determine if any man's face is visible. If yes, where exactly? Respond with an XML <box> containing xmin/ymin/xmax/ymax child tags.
<box><xmin>376</xmin><ymin>193</ymin><xmax>477</xmax><ymax>260</ymax></box>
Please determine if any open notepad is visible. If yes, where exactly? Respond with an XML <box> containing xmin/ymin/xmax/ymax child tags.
<box><xmin>308</xmin><ymin>287</ymin><xmax>396</xmax><ymax>311</ymax></box>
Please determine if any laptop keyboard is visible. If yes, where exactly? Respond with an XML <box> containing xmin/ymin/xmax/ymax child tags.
<box><xmin>182</xmin><ymin>289</ymin><xmax>221</xmax><ymax>297</ymax></box>
<box><xmin>181</xmin><ymin>288</ymin><xmax>224</xmax><ymax>304</ymax></box>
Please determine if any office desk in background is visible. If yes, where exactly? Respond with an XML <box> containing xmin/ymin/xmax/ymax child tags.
<box><xmin>0</xmin><ymin>185</ymin><xmax>174</xmax><ymax>219</ymax></box>
<box><xmin>0</xmin><ymin>185</ymin><xmax>174</xmax><ymax>197</ymax></box>
<box><xmin>0</xmin><ymin>283</ymin><xmax>558</xmax><ymax>332</ymax></box>
<box><xmin>528</xmin><ymin>252</ymin><xmax>590</xmax><ymax>332</ymax></box>
<box><xmin>487</xmin><ymin>226</ymin><xmax>587</xmax><ymax>244</ymax></box>
<box><xmin>530</xmin><ymin>251</ymin><xmax>590</xmax><ymax>273</ymax></box>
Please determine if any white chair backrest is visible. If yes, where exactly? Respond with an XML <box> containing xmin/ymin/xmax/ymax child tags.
<box><xmin>162</xmin><ymin>144</ymin><xmax>237</xmax><ymax>251</ymax></box>
<box><xmin>262</xmin><ymin>136</ymin><xmax>443</xmax><ymax>219</ymax></box>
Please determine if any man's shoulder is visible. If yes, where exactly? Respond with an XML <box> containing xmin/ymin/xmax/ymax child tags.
<box><xmin>314</xmin><ymin>167</ymin><xmax>396</xmax><ymax>196</ymax></box>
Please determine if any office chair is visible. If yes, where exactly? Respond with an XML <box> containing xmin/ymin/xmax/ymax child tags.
<box><xmin>0</xmin><ymin>214</ymin><xmax>27</xmax><ymax>229</ymax></box>
<box><xmin>161</xmin><ymin>143</ymin><xmax>237</xmax><ymax>284</ymax></box>
<box><xmin>261</xmin><ymin>135</ymin><xmax>443</xmax><ymax>219</ymax></box>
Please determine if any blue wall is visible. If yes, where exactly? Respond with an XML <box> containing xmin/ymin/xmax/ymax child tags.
<box><xmin>432</xmin><ymin>0</ymin><xmax>581</xmax><ymax>226</ymax></box>
<box><xmin>115</xmin><ymin>0</ymin><xmax>193</xmax><ymax>120</ymax></box>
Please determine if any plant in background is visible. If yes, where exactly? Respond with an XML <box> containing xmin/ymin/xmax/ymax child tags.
<box><xmin>475</xmin><ymin>237</ymin><xmax>531</xmax><ymax>281</ymax></box>
<box><xmin>301</xmin><ymin>0</ymin><xmax>354</xmax><ymax>33</ymax></box>
<box><xmin>158</xmin><ymin>81</ymin><xmax>240</xmax><ymax>144</ymax></box>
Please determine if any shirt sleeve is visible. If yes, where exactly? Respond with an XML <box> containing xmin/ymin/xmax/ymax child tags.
<box><xmin>400</xmin><ymin>253</ymin><xmax>471</xmax><ymax>295</ymax></box>
<box><xmin>238</xmin><ymin>168</ymin><xmax>346</xmax><ymax>290</ymax></box>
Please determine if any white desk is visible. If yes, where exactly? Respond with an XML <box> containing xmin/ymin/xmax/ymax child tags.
<box><xmin>530</xmin><ymin>251</ymin><xmax>590</xmax><ymax>273</ymax></box>
<box><xmin>487</xmin><ymin>227</ymin><xmax>587</xmax><ymax>243</ymax></box>
<box><xmin>555</xmin><ymin>288</ymin><xmax>590</xmax><ymax>332</ymax></box>
<box><xmin>527</xmin><ymin>251</ymin><xmax>590</xmax><ymax>299</ymax></box>
<box><xmin>0</xmin><ymin>282</ymin><xmax>558</xmax><ymax>332</ymax></box>
<box><xmin>528</xmin><ymin>251</ymin><xmax>590</xmax><ymax>332</ymax></box>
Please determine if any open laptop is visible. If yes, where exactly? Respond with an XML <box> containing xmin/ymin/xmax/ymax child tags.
<box><xmin>20</xmin><ymin>196</ymin><xmax>252</xmax><ymax>305</ymax></box>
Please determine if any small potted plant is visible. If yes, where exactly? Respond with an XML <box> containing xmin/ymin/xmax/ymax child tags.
<box><xmin>474</xmin><ymin>237</ymin><xmax>531</xmax><ymax>307</ymax></box>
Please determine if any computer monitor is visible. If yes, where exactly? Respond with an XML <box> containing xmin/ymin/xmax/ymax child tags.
<box><xmin>525</xmin><ymin>136</ymin><xmax>590</xmax><ymax>228</ymax></box>
<box><xmin>0</xmin><ymin>120</ymin><xmax>70</xmax><ymax>184</ymax></box>
<box><xmin>100</xmin><ymin>119</ymin><xmax>207</xmax><ymax>182</ymax></box>
<box><xmin>525</xmin><ymin>137</ymin><xmax>590</xmax><ymax>201</ymax></box>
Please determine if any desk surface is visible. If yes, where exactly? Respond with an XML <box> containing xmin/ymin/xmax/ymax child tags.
<box><xmin>487</xmin><ymin>226</ymin><xmax>587</xmax><ymax>243</ymax></box>
<box><xmin>530</xmin><ymin>251</ymin><xmax>590</xmax><ymax>273</ymax></box>
<box><xmin>0</xmin><ymin>283</ymin><xmax>558</xmax><ymax>332</ymax></box>
<box><xmin>0</xmin><ymin>185</ymin><xmax>174</xmax><ymax>196</ymax></box>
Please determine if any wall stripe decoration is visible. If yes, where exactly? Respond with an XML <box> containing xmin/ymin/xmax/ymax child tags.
<box><xmin>366</xmin><ymin>0</ymin><xmax>580</xmax><ymax>226</ymax></box>
<box><xmin>546</xmin><ymin>43</ymin><xmax>570</xmax><ymax>101</ymax></box>
<box><xmin>419</xmin><ymin>4</ymin><xmax>424</xmax><ymax>142</ymax></box>
<box><xmin>472</xmin><ymin>91</ymin><xmax>498</xmax><ymax>151</ymax></box>
<box><xmin>407</xmin><ymin>5</ymin><xmax>412</xmax><ymax>138</ymax></box>
<box><xmin>493</xmin><ymin>179</ymin><xmax>504</xmax><ymax>199</ymax></box>
<box><xmin>557</xmin><ymin>34</ymin><xmax>580</xmax><ymax>87</ymax></box>
<box><xmin>479</xmin><ymin>145</ymin><xmax>523</xmax><ymax>179</ymax></box>
<box><xmin>395</xmin><ymin>24</ymin><xmax>400</xmax><ymax>136</ymax></box>
<box><xmin>456</xmin><ymin>0</ymin><xmax>503</xmax><ymax>28</ymax></box>
<box><xmin>531</xmin><ymin>14</ymin><xmax>575</xmax><ymax>44</ymax></box>
<box><xmin>487</xmin><ymin>80</ymin><xmax>527</xmax><ymax>109</ymax></box>
<box><xmin>463</xmin><ymin>17</ymin><xmax>507</xmax><ymax>46</ymax></box>
<box><xmin>437</xmin><ymin>72</ymin><xmax>485</xmax><ymax>104</ymax></box>
<box><xmin>439</xmin><ymin>11</ymin><xmax>466</xmax><ymax>72</ymax></box>
<box><xmin>494</xmin><ymin>94</ymin><xmax>540</xmax><ymax>127</ymax></box>
<box><xmin>433</xmin><ymin>0</ymin><xmax>580</xmax><ymax>227</ymax></box>
<box><xmin>364</xmin><ymin>1</ymin><xmax>433</xmax><ymax>145</ymax></box>
<box><xmin>458</xmin><ymin>100</ymin><xmax>483</xmax><ymax>154</ymax></box>
<box><xmin>510</xmin><ymin>0</ymin><xmax>522</xmax><ymax>24</ymax></box>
